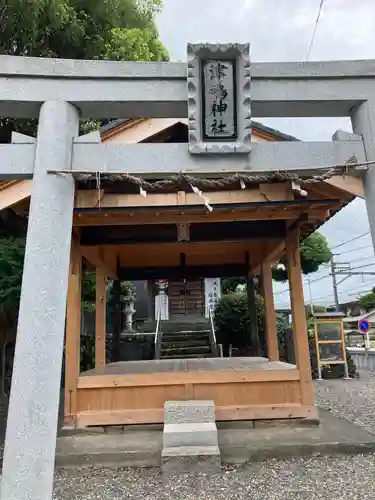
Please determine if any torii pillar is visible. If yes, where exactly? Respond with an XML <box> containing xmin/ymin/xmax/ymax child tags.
<box><xmin>351</xmin><ymin>99</ymin><xmax>375</xmax><ymax>250</ymax></box>
<box><xmin>1</xmin><ymin>101</ymin><xmax>78</xmax><ymax>500</ymax></box>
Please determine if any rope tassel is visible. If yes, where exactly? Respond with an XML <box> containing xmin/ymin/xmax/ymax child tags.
<box><xmin>190</xmin><ymin>183</ymin><xmax>213</xmax><ymax>211</ymax></box>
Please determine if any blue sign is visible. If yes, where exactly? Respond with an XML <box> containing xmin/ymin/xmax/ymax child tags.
<box><xmin>358</xmin><ymin>318</ymin><xmax>370</xmax><ymax>334</ymax></box>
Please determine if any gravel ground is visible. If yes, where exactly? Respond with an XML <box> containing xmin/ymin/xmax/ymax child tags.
<box><xmin>314</xmin><ymin>370</ymin><xmax>375</xmax><ymax>434</ymax></box>
<box><xmin>53</xmin><ymin>455</ymin><xmax>375</xmax><ymax>500</ymax></box>
<box><xmin>51</xmin><ymin>371</ymin><xmax>375</xmax><ymax>499</ymax></box>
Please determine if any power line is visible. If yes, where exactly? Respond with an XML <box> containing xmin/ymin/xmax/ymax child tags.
<box><xmin>308</xmin><ymin>273</ymin><xmax>331</xmax><ymax>285</ymax></box>
<box><xmin>332</xmin><ymin>231</ymin><xmax>370</xmax><ymax>251</ymax></box>
<box><xmin>273</xmin><ymin>237</ymin><xmax>373</xmax><ymax>299</ymax></box>
<box><xmin>306</xmin><ymin>0</ymin><xmax>325</xmax><ymax>61</ymax></box>
<box><xmin>335</xmin><ymin>244</ymin><xmax>373</xmax><ymax>256</ymax></box>
<box><xmin>274</xmin><ymin>273</ymin><xmax>333</xmax><ymax>297</ymax></box>
<box><xmin>349</xmin><ymin>262</ymin><xmax>375</xmax><ymax>272</ymax></box>
<box><xmin>278</xmin><ymin>282</ymin><xmax>375</xmax><ymax>306</ymax></box>
<box><xmin>347</xmin><ymin>255</ymin><xmax>375</xmax><ymax>264</ymax></box>
<box><xmin>275</xmin><ymin>266</ymin><xmax>375</xmax><ymax>304</ymax></box>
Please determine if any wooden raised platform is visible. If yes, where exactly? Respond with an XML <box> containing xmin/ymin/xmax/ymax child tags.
<box><xmin>70</xmin><ymin>357</ymin><xmax>317</xmax><ymax>428</ymax></box>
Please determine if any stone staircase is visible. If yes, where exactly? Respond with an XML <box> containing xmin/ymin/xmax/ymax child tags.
<box><xmin>161</xmin><ymin>331</ymin><xmax>212</xmax><ymax>359</ymax></box>
<box><xmin>140</xmin><ymin>319</ymin><xmax>214</xmax><ymax>360</ymax></box>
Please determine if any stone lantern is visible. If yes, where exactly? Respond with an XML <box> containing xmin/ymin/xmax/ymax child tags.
<box><xmin>122</xmin><ymin>288</ymin><xmax>136</xmax><ymax>333</ymax></box>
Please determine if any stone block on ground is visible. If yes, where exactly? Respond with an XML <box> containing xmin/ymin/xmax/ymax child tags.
<box><xmin>164</xmin><ymin>400</ymin><xmax>216</xmax><ymax>425</ymax></box>
<box><xmin>163</xmin><ymin>422</ymin><xmax>218</xmax><ymax>447</ymax></box>
<box><xmin>162</xmin><ymin>400</ymin><xmax>220</xmax><ymax>473</ymax></box>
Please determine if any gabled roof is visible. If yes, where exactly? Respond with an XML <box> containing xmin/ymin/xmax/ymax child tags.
<box><xmin>99</xmin><ymin>118</ymin><xmax>299</xmax><ymax>142</ymax></box>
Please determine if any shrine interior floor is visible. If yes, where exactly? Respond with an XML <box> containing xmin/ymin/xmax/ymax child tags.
<box><xmin>80</xmin><ymin>357</ymin><xmax>296</xmax><ymax>376</ymax></box>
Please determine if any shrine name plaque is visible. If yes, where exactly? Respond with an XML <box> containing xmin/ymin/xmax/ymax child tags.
<box><xmin>187</xmin><ymin>43</ymin><xmax>251</xmax><ymax>154</ymax></box>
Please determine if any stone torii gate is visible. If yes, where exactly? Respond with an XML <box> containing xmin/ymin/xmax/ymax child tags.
<box><xmin>1</xmin><ymin>48</ymin><xmax>375</xmax><ymax>499</ymax></box>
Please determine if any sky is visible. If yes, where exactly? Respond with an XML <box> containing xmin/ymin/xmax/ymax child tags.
<box><xmin>156</xmin><ymin>0</ymin><xmax>375</xmax><ymax>309</ymax></box>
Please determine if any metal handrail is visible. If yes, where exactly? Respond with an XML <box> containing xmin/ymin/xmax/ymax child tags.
<box><xmin>208</xmin><ymin>308</ymin><xmax>218</xmax><ymax>357</ymax></box>
<box><xmin>154</xmin><ymin>309</ymin><xmax>162</xmax><ymax>359</ymax></box>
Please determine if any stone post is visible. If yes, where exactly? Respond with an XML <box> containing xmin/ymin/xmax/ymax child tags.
<box><xmin>1</xmin><ymin>101</ymin><xmax>79</xmax><ymax>500</ymax></box>
<box><xmin>351</xmin><ymin>99</ymin><xmax>375</xmax><ymax>251</ymax></box>
<box><xmin>247</xmin><ymin>275</ymin><xmax>260</xmax><ymax>355</ymax></box>
<box><xmin>112</xmin><ymin>280</ymin><xmax>122</xmax><ymax>362</ymax></box>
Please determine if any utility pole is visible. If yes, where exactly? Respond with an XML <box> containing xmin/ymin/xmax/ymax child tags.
<box><xmin>330</xmin><ymin>258</ymin><xmax>340</xmax><ymax>311</ymax></box>
<box><xmin>329</xmin><ymin>257</ymin><xmax>375</xmax><ymax>310</ymax></box>
<box><xmin>307</xmin><ymin>277</ymin><xmax>314</xmax><ymax>315</ymax></box>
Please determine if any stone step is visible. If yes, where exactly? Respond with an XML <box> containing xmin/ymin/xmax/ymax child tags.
<box><xmin>161</xmin><ymin>353</ymin><xmax>212</xmax><ymax>359</ymax></box>
<box><xmin>161</xmin><ymin>339</ymin><xmax>208</xmax><ymax>348</ymax></box>
<box><xmin>163</xmin><ymin>423</ymin><xmax>218</xmax><ymax>448</ymax></box>
<box><xmin>161</xmin><ymin>346</ymin><xmax>211</xmax><ymax>356</ymax></box>
<box><xmin>162</xmin><ymin>331</ymin><xmax>210</xmax><ymax>341</ymax></box>
<box><xmin>161</xmin><ymin>323</ymin><xmax>210</xmax><ymax>334</ymax></box>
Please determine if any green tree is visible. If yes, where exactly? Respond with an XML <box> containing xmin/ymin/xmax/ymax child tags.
<box><xmin>214</xmin><ymin>291</ymin><xmax>265</xmax><ymax>355</ymax></box>
<box><xmin>0</xmin><ymin>0</ymin><xmax>167</xmax><ymax>59</ymax></box>
<box><xmin>0</xmin><ymin>0</ymin><xmax>168</xmax><ymax>143</ymax></box>
<box><xmin>222</xmin><ymin>278</ymin><xmax>246</xmax><ymax>294</ymax></box>
<box><xmin>0</xmin><ymin>0</ymin><xmax>167</xmax><ymax>321</ymax></box>
<box><xmin>358</xmin><ymin>287</ymin><xmax>375</xmax><ymax>311</ymax></box>
<box><xmin>272</xmin><ymin>232</ymin><xmax>331</xmax><ymax>282</ymax></box>
<box><xmin>222</xmin><ymin>232</ymin><xmax>332</xmax><ymax>291</ymax></box>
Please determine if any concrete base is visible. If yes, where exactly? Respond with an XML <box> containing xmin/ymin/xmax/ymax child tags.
<box><xmin>162</xmin><ymin>448</ymin><xmax>221</xmax><ymax>473</ymax></box>
<box><xmin>163</xmin><ymin>423</ymin><xmax>218</xmax><ymax>447</ymax></box>
<box><xmin>49</xmin><ymin>410</ymin><xmax>375</xmax><ymax>469</ymax></box>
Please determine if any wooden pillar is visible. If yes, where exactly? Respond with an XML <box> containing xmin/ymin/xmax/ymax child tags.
<box><xmin>261</xmin><ymin>262</ymin><xmax>279</xmax><ymax>361</ymax></box>
<box><xmin>286</xmin><ymin>229</ymin><xmax>315</xmax><ymax>408</ymax></box>
<box><xmin>112</xmin><ymin>279</ymin><xmax>121</xmax><ymax>362</ymax></box>
<box><xmin>64</xmin><ymin>234</ymin><xmax>82</xmax><ymax>426</ymax></box>
<box><xmin>95</xmin><ymin>267</ymin><xmax>106</xmax><ymax>370</ymax></box>
<box><xmin>247</xmin><ymin>275</ymin><xmax>260</xmax><ymax>355</ymax></box>
<box><xmin>147</xmin><ymin>279</ymin><xmax>154</xmax><ymax>320</ymax></box>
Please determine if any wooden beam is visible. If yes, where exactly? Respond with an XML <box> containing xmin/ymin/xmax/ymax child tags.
<box><xmin>81</xmin><ymin>245</ymin><xmax>118</xmax><ymax>280</ymax></box>
<box><xmin>95</xmin><ymin>267</ymin><xmax>106</xmax><ymax>371</ymax></box>
<box><xmin>286</xmin><ymin>228</ymin><xmax>316</xmax><ymax>407</ymax></box>
<box><xmin>324</xmin><ymin>175</ymin><xmax>364</xmax><ymax>199</ymax></box>
<box><xmin>114</xmin><ymin>240</ymin><xmax>267</xmax><ymax>269</ymax></box>
<box><xmin>259</xmin><ymin>182</ymin><xmax>293</xmax><ymax>201</ymax></box>
<box><xmin>64</xmin><ymin>234</ymin><xmax>82</xmax><ymax>426</ymax></box>
<box><xmin>261</xmin><ymin>262</ymin><xmax>279</xmax><ymax>361</ymax></box>
<box><xmin>73</xmin><ymin>207</ymin><xmax>331</xmax><ymax>227</ymax></box>
<box><xmin>77</xmin><ymin>368</ymin><xmax>300</xmax><ymax>388</ymax></box>
<box><xmin>75</xmin><ymin>185</ymin><xmax>294</xmax><ymax>209</ymax></box>
<box><xmin>250</xmin><ymin>216</ymin><xmax>308</xmax><ymax>274</ymax></box>
<box><xmin>120</xmin><ymin>263</ymin><xmax>248</xmax><ymax>280</ymax></box>
<box><xmin>80</xmin><ymin>220</ymin><xmax>286</xmax><ymax>246</ymax></box>
<box><xmin>75</xmin><ymin>404</ymin><xmax>318</xmax><ymax>427</ymax></box>
<box><xmin>0</xmin><ymin>179</ymin><xmax>32</xmax><ymax>211</ymax></box>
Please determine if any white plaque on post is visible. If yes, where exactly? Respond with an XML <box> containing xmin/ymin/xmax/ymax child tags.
<box><xmin>205</xmin><ymin>278</ymin><xmax>221</xmax><ymax>318</ymax></box>
<box><xmin>187</xmin><ymin>43</ymin><xmax>251</xmax><ymax>154</ymax></box>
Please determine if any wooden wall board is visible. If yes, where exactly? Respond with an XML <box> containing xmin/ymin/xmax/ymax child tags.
<box><xmin>73</xmin><ymin>369</ymin><xmax>317</xmax><ymax>426</ymax></box>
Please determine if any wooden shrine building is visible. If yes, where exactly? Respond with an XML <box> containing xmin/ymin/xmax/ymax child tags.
<box><xmin>0</xmin><ymin>117</ymin><xmax>363</xmax><ymax>428</ymax></box>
